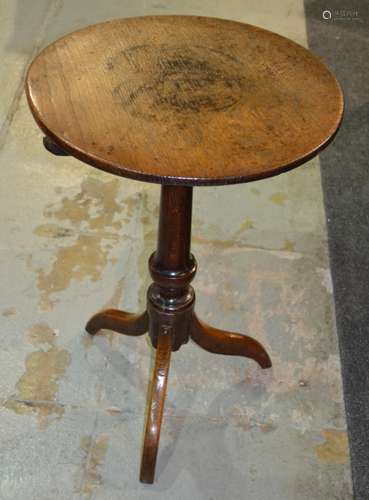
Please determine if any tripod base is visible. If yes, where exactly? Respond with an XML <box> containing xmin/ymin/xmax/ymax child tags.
<box><xmin>85</xmin><ymin>306</ymin><xmax>271</xmax><ymax>483</ymax></box>
<box><xmin>86</xmin><ymin>184</ymin><xmax>271</xmax><ymax>483</ymax></box>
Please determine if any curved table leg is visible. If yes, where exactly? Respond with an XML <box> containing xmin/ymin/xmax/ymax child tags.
<box><xmin>140</xmin><ymin>326</ymin><xmax>172</xmax><ymax>484</ymax></box>
<box><xmin>191</xmin><ymin>315</ymin><xmax>272</xmax><ymax>369</ymax></box>
<box><xmin>85</xmin><ymin>309</ymin><xmax>148</xmax><ymax>336</ymax></box>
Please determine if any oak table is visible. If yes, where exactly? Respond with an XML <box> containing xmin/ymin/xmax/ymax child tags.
<box><xmin>25</xmin><ymin>15</ymin><xmax>344</xmax><ymax>484</ymax></box>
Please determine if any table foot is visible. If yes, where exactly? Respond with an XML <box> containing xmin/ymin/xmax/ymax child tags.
<box><xmin>140</xmin><ymin>326</ymin><xmax>172</xmax><ymax>484</ymax></box>
<box><xmin>191</xmin><ymin>314</ymin><xmax>272</xmax><ymax>369</ymax></box>
<box><xmin>85</xmin><ymin>309</ymin><xmax>148</xmax><ymax>336</ymax></box>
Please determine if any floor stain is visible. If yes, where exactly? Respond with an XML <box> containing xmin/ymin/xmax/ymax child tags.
<box><xmin>315</xmin><ymin>429</ymin><xmax>349</xmax><ymax>464</ymax></box>
<box><xmin>259</xmin><ymin>422</ymin><xmax>277</xmax><ymax>433</ymax></box>
<box><xmin>192</xmin><ymin>234</ymin><xmax>299</xmax><ymax>256</ymax></box>
<box><xmin>233</xmin><ymin>415</ymin><xmax>252</xmax><ymax>432</ymax></box>
<box><xmin>79</xmin><ymin>434</ymin><xmax>109</xmax><ymax>494</ymax></box>
<box><xmin>269</xmin><ymin>192</ymin><xmax>288</xmax><ymax>206</ymax></box>
<box><xmin>283</xmin><ymin>239</ymin><xmax>296</xmax><ymax>252</ymax></box>
<box><xmin>236</xmin><ymin>217</ymin><xmax>254</xmax><ymax>234</ymax></box>
<box><xmin>25</xmin><ymin>322</ymin><xmax>57</xmax><ymax>347</ymax></box>
<box><xmin>37</xmin><ymin>233</ymin><xmax>110</xmax><ymax>310</ymax></box>
<box><xmin>33</xmin><ymin>224</ymin><xmax>73</xmax><ymax>238</ymax></box>
<box><xmin>233</xmin><ymin>415</ymin><xmax>277</xmax><ymax>433</ymax></box>
<box><xmin>4</xmin><ymin>323</ymin><xmax>70</xmax><ymax>429</ymax></box>
<box><xmin>193</xmin><ymin>234</ymin><xmax>239</xmax><ymax>249</ymax></box>
<box><xmin>30</xmin><ymin>177</ymin><xmax>136</xmax><ymax>310</ymax></box>
<box><xmin>2</xmin><ymin>307</ymin><xmax>17</xmax><ymax>317</ymax></box>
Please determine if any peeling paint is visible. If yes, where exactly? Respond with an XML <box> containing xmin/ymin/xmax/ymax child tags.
<box><xmin>4</xmin><ymin>323</ymin><xmax>70</xmax><ymax>429</ymax></box>
<box><xmin>46</xmin><ymin>178</ymin><xmax>122</xmax><ymax>228</ymax></box>
<box><xmin>193</xmin><ymin>234</ymin><xmax>240</xmax><ymax>250</ymax></box>
<box><xmin>33</xmin><ymin>224</ymin><xmax>73</xmax><ymax>238</ymax></box>
<box><xmin>25</xmin><ymin>322</ymin><xmax>57</xmax><ymax>347</ymax></box>
<box><xmin>79</xmin><ymin>434</ymin><xmax>109</xmax><ymax>494</ymax></box>
<box><xmin>30</xmin><ymin>177</ymin><xmax>138</xmax><ymax>310</ymax></box>
<box><xmin>315</xmin><ymin>429</ymin><xmax>349</xmax><ymax>464</ymax></box>
<box><xmin>193</xmin><ymin>234</ymin><xmax>301</xmax><ymax>258</ymax></box>
<box><xmin>36</xmin><ymin>234</ymin><xmax>110</xmax><ymax>310</ymax></box>
<box><xmin>233</xmin><ymin>415</ymin><xmax>277</xmax><ymax>433</ymax></box>
<box><xmin>31</xmin><ymin>183</ymin><xmax>118</xmax><ymax>307</ymax></box>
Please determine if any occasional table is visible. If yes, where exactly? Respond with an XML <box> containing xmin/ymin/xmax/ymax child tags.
<box><xmin>25</xmin><ymin>15</ymin><xmax>343</xmax><ymax>484</ymax></box>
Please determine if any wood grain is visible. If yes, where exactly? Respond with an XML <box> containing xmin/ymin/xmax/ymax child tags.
<box><xmin>85</xmin><ymin>309</ymin><xmax>148</xmax><ymax>336</ymax></box>
<box><xmin>191</xmin><ymin>314</ymin><xmax>272</xmax><ymax>369</ymax></box>
<box><xmin>25</xmin><ymin>15</ymin><xmax>343</xmax><ymax>186</ymax></box>
<box><xmin>140</xmin><ymin>326</ymin><xmax>172</xmax><ymax>484</ymax></box>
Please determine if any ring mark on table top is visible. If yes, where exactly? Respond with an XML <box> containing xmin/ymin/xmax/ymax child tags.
<box><xmin>109</xmin><ymin>43</ymin><xmax>247</xmax><ymax>117</ymax></box>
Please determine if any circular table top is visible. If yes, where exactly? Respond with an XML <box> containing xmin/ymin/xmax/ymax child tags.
<box><xmin>26</xmin><ymin>15</ymin><xmax>344</xmax><ymax>186</ymax></box>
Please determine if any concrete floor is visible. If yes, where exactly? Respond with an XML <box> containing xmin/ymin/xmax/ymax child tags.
<box><xmin>0</xmin><ymin>1</ymin><xmax>352</xmax><ymax>499</ymax></box>
<box><xmin>305</xmin><ymin>2</ymin><xmax>369</xmax><ymax>498</ymax></box>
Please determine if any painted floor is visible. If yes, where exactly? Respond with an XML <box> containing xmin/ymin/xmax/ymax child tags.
<box><xmin>0</xmin><ymin>1</ymin><xmax>353</xmax><ymax>499</ymax></box>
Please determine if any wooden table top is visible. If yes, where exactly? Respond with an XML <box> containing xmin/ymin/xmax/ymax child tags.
<box><xmin>26</xmin><ymin>15</ymin><xmax>344</xmax><ymax>186</ymax></box>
